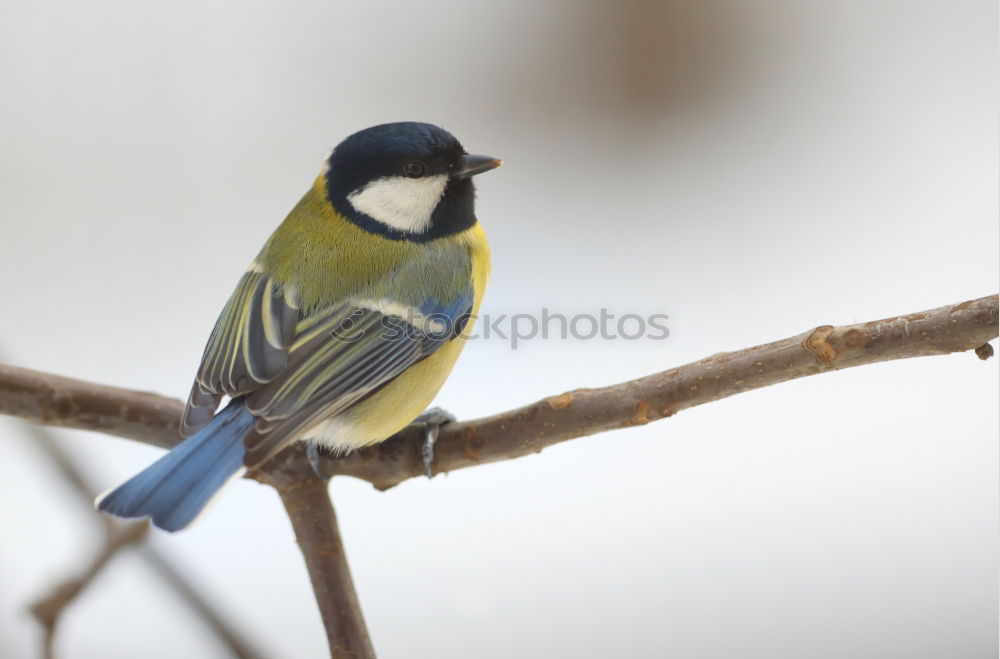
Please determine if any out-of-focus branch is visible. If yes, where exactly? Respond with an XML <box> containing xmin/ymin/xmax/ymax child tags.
<box><xmin>1</xmin><ymin>295</ymin><xmax>995</xmax><ymax>490</ymax></box>
<box><xmin>264</xmin><ymin>470</ymin><xmax>375</xmax><ymax>659</ymax></box>
<box><xmin>21</xmin><ymin>426</ymin><xmax>270</xmax><ymax>659</ymax></box>
<box><xmin>30</xmin><ymin>521</ymin><xmax>149</xmax><ymax>659</ymax></box>
<box><xmin>138</xmin><ymin>546</ymin><xmax>269</xmax><ymax>659</ymax></box>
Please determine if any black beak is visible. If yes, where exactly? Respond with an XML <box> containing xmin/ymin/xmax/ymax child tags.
<box><xmin>453</xmin><ymin>154</ymin><xmax>502</xmax><ymax>179</ymax></box>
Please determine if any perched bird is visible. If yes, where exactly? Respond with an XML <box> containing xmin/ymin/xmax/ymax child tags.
<box><xmin>97</xmin><ymin>122</ymin><xmax>499</xmax><ymax>531</ymax></box>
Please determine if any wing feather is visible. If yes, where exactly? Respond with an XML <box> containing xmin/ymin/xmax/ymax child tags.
<box><xmin>180</xmin><ymin>272</ymin><xmax>299</xmax><ymax>437</ymax></box>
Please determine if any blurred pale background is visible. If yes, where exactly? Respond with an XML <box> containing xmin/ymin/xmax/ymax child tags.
<box><xmin>1</xmin><ymin>1</ymin><xmax>997</xmax><ymax>657</ymax></box>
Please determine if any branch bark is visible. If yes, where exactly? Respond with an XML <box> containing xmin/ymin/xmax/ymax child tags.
<box><xmin>0</xmin><ymin>368</ymin><xmax>183</xmax><ymax>449</ymax></box>
<box><xmin>1</xmin><ymin>295</ymin><xmax>995</xmax><ymax>490</ymax></box>
<box><xmin>264</xmin><ymin>469</ymin><xmax>376</xmax><ymax>659</ymax></box>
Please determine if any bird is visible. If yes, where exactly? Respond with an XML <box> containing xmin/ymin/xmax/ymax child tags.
<box><xmin>96</xmin><ymin>121</ymin><xmax>500</xmax><ymax>532</ymax></box>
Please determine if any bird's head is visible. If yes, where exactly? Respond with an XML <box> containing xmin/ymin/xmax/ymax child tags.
<box><xmin>324</xmin><ymin>122</ymin><xmax>501</xmax><ymax>241</ymax></box>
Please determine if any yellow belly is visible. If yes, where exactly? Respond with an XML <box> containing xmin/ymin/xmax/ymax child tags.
<box><xmin>306</xmin><ymin>336</ymin><xmax>467</xmax><ymax>451</ymax></box>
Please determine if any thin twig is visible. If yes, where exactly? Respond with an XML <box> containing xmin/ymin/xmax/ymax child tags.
<box><xmin>1</xmin><ymin>295</ymin><xmax>994</xmax><ymax>490</ymax></box>
<box><xmin>264</xmin><ymin>470</ymin><xmax>376</xmax><ymax>659</ymax></box>
<box><xmin>138</xmin><ymin>546</ymin><xmax>271</xmax><ymax>659</ymax></box>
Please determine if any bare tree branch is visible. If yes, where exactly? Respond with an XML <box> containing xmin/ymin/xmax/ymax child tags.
<box><xmin>1</xmin><ymin>369</ymin><xmax>182</xmax><ymax>449</ymax></box>
<box><xmin>338</xmin><ymin>293</ymin><xmax>999</xmax><ymax>488</ymax></box>
<box><xmin>263</xmin><ymin>469</ymin><xmax>376</xmax><ymax>659</ymax></box>
<box><xmin>4</xmin><ymin>293</ymin><xmax>996</xmax><ymax>658</ymax></box>
<box><xmin>1</xmin><ymin>295</ymin><xmax>995</xmax><ymax>490</ymax></box>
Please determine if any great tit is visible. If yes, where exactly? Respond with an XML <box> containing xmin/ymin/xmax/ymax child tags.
<box><xmin>97</xmin><ymin>122</ymin><xmax>499</xmax><ymax>531</ymax></box>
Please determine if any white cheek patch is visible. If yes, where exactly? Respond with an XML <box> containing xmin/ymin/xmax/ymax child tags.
<box><xmin>346</xmin><ymin>174</ymin><xmax>449</xmax><ymax>234</ymax></box>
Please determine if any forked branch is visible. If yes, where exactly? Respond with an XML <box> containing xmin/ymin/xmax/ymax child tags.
<box><xmin>1</xmin><ymin>293</ymin><xmax>996</xmax><ymax>658</ymax></box>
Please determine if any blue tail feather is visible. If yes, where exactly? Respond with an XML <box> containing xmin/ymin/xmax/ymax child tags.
<box><xmin>96</xmin><ymin>399</ymin><xmax>255</xmax><ymax>532</ymax></box>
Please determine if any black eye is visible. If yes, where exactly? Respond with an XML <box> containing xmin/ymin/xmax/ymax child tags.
<box><xmin>403</xmin><ymin>161</ymin><xmax>427</xmax><ymax>178</ymax></box>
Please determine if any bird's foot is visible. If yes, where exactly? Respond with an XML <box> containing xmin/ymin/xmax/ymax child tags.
<box><xmin>306</xmin><ymin>441</ymin><xmax>329</xmax><ymax>481</ymax></box>
<box><xmin>414</xmin><ymin>407</ymin><xmax>456</xmax><ymax>479</ymax></box>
